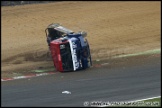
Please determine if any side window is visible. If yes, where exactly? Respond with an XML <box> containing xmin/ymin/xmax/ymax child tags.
<box><xmin>48</xmin><ymin>29</ymin><xmax>54</xmax><ymax>37</ymax></box>
<box><xmin>56</xmin><ymin>31</ymin><xmax>63</xmax><ymax>37</ymax></box>
<box><xmin>48</xmin><ymin>29</ymin><xmax>60</xmax><ymax>40</ymax></box>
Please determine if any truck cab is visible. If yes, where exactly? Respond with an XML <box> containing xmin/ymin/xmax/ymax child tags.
<box><xmin>45</xmin><ymin>23</ymin><xmax>92</xmax><ymax>72</ymax></box>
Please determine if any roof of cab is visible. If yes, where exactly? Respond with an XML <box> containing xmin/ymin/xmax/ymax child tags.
<box><xmin>47</xmin><ymin>23</ymin><xmax>60</xmax><ymax>28</ymax></box>
<box><xmin>47</xmin><ymin>23</ymin><xmax>74</xmax><ymax>34</ymax></box>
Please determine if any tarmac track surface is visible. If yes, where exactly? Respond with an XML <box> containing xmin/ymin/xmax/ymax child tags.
<box><xmin>1</xmin><ymin>54</ymin><xmax>161</xmax><ymax>107</ymax></box>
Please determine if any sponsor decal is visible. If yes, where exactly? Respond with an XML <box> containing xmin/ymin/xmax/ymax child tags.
<box><xmin>69</xmin><ymin>39</ymin><xmax>80</xmax><ymax>70</ymax></box>
<box><xmin>72</xmin><ymin>41</ymin><xmax>79</xmax><ymax>69</ymax></box>
<box><xmin>60</xmin><ymin>44</ymin><xmax>65</xmax><ymax>49</ymax></box>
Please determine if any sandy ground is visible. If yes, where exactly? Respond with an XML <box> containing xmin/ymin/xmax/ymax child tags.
<box><xmin>1</xmin><ymin>1</ymin><xmax>161</xmax><ymax>78</ymax></box>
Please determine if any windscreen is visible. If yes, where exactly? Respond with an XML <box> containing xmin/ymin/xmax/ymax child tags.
<box><xmin>60</xmin><ymin>42</ymin><xmax>73</xmax><ymax>71</ymax></box>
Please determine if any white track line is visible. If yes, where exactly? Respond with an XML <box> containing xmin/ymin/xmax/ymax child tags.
<box><xmin>129</xmin><ymin>96</ymin><xmax>161</xmax><ymax>102</ymax></box>
<box><xmin>1</xmin><ymin>72</ymin><xmax>56</xmax><ymax>81</ymax></box>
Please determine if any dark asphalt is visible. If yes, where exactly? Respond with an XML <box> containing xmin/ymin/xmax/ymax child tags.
<box><xmin>1</xmin><ymin>54</ymin><xmax>161</xmax><ymax>107</ymax></box>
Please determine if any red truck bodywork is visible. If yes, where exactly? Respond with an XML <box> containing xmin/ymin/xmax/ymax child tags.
<box><xmin>50</xmin><ymin>38</ymin><xmax>71</xmax><ymax>72</ymax></box>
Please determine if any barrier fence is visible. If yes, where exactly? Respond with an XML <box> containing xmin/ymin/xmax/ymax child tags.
<box><xmin>1</xmin><ymin>1</ymin><xmax>61</xmax><ymax>6</ymax></box>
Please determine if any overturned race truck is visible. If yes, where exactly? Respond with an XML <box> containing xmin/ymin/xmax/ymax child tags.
<box><xmin>45</xmin><ymin>23</ymin><xmax>92</xmax><ymax>72</ymax></box>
